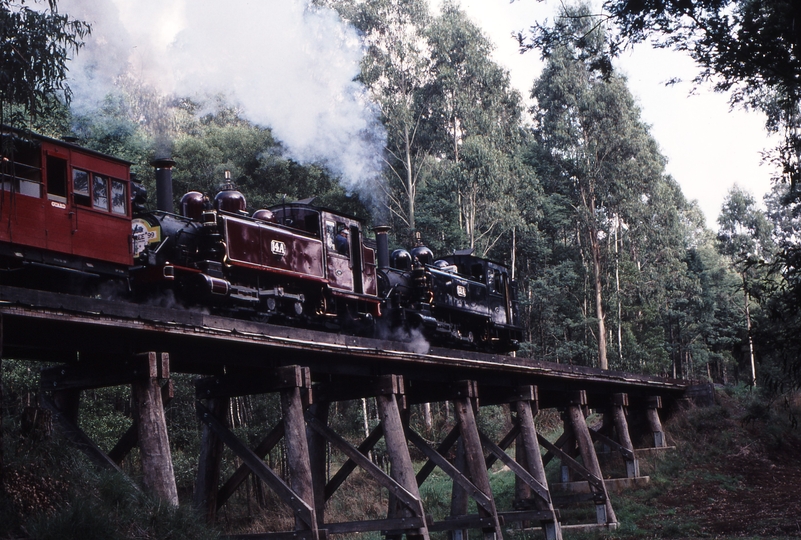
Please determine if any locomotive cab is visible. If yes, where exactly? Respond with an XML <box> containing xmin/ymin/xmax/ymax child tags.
<box><xmin>440</xmin><ymin>252</ymin><xmax>522</xmax><ymax>348</ymax></box>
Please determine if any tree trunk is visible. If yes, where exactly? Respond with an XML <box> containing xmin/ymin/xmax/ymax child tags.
<box><xmin>614</xmin><ymin>215</ymin><xmax>623</xmax><ymax>365</ymax></box>
<box><xmin>743</xmin><ymin>273</ymin><xmax>757</xmax><ymax>386</ymax></box>
<box><xmin>133</xmin><ymin>379</ymin><xmax>179</xmax><ymax>506</ymax></box>
<box><xmin>590</xmin><ymin>227</ymin><xmax>608</xmax><ymax>370</ymax></box>
<box><xmin>423</xmin><ymin>402</ymin><xmax>432</xmax><ymax>433</ymax></box>
<box><xmin>404</xmin><ymin>124</ymin><xmax>415</xmax><ymax>231</ymax></box>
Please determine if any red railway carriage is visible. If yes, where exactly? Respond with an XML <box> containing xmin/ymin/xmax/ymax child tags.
<box><xmin>0</xmin><ymin>127</ymin><xmax>132</xmax><ymax>279</ymax></box>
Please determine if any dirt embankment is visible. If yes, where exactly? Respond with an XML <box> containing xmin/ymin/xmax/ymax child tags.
<box><xmin>647</xmin><ymin>392</ymin><xmax>801</xmax><ymax>537</ymax></box>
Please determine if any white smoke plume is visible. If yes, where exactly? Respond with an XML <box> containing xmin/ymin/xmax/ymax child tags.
<box><xmin>59</xmin><ymin>0</ymin><xmax>385</xmax><ymax>199</ymax></box>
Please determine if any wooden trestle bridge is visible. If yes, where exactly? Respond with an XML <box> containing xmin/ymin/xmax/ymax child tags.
<box><xmin>0</xmin><ymin>285</ymin><xmax>691</xmax><ymax>540</ymax></box>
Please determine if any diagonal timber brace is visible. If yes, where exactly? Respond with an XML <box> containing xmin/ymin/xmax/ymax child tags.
<box><xmin>39</xmin><ymin>394</ymin><xmax>130</xmax><ymax>478</ymax></box>
<box><xmin>537</xmin><ymin>433</ymin><xmax>606</xmax><ymax>495</ymax></box>
<box><xmin>323</xmin><ymin>422</ymin><xmax>383</xmax><ymax>502</ymax></box>
<box><xmin>453</xmin><ymin>384</ymin><xmax>503</xmax><ymax>540</ymax></box>
<box><xmin>196</xmin><ymin>401</ymin><xmax>317</xmax><ymax>533</ymax></box>
<box><xmin>303</xmin><ymin>412</ymin><xmax>425</xmax><ymax>520</ymax></box>
<box><xmin>217</xmin><ymin>421</ymin><xmax>285</xmax><ymax>509</ymax></box>
<box><xmin>478</xmin><ymin>431</ymin><xmax>551</xmax><ymax>505</ymax></box>
<box><xmin>406</xmin><ymin>427</ymin><xmax>495</xmax><ymax>513</ymax></box>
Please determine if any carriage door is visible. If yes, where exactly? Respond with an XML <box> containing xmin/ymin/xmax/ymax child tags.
<box><xmin>44</xmin><ymin>153</ymin><xmax>74</xmax><ymax>256</ymax></box>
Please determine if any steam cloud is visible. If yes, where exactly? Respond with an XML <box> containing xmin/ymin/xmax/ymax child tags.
<box><xmin>59</xmin><ymin>0</ymin><xmax>385</xmax><ymax>201</ymax></box>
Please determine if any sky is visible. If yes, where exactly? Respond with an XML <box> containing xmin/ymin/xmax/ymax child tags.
<box><xmin>447</xmin><ymin>0</ymin><xmax>779</xmax><ymax>228</ymax></box>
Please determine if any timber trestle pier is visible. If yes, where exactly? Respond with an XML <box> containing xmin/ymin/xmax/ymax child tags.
<box><xmin>0</xmin><ymin>285</ymin><xmax>689</xmax><ymax>539</ymax></box>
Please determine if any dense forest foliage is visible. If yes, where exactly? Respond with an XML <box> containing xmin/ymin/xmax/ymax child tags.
<box><xmin>3</xmin><ymin>0</ymin><xmax>799</xmax><ymax>389</ymax></box>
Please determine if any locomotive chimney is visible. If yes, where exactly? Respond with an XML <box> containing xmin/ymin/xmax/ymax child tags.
<box><xmin>151</xmin><ymin>158</ymin><xmax>176</xmax><ymax>213</ymax></box>
<box><xmin>374</xmin><ymin>225</ymin><xmax>390</xmax><ymax>270</ymax></box>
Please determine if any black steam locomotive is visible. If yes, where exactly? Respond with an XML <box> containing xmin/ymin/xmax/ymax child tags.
<box><xmin>0</xmin><ymin>127</ymin><xmax>522</xmax><ymax>352</ymax></box>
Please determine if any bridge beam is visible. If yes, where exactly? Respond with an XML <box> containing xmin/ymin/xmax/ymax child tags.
<box><xmin>40</xmin><ymin>352</ymin><xmax>177</xmax><ymax>505</ymax></box>
<box><xmin>512</xmin><ymin>387</ymin><xmax>562</xmax><ymax>540</ymax></box>
<box><xmin>194</xmin><ymin>396</ymin><xmax>228</xmax><ymax>521</ymax></box>
<box><xmin>377</xmin><ymin>375</ymin><xmax>430</xmax><ymax>540</ymax></box>
<box><xmin>453</xmin><ymin>381</ymin><xmax>503</xmax><ymax>540</ymax></box>
<box><xmin>611</xmin><ymin>393</ymin><xmax>639</xmax><ymax>478</ymax></box>
<box><xmin>565</xmin><ymin>391</ymin><xmax>616</xmax><ymax>526</ymax></box>
<box><xmin>195</xmin><ymin>366</ymin><xmax>319</xmax><ymax>538</ymax></box>
<box><xmin>647</xmin><ymin>396</ymin><xmax>666</xmax><ymax>448</ymax></box>
<box><xmin>281</xmin><ymin>371</ymin><xmax>319</xmax><ymax>538</ymax></box>
<box><xmin>133</xmin><ymin>365</ymin><xmax>179</xmax><ymax>506</ymax></box>
<box><xmin>307</xmin><ymin>401</ymin><xmax>330</xmax><ymax>528</ymax></box>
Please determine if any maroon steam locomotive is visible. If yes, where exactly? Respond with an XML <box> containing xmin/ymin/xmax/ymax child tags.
<box><xmin>0</xmin><ymin>127</ymin><xmax>522</xmax><ymax>352</ymax></box>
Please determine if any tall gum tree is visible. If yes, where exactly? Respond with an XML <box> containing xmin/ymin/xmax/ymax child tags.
<box><xmin>604</xmin><ymin>0</ymin><xmax>801</xmax><ymax>193</ymax></box>
<box><xmin>0</xmin><ymin>0</ymin><xmax>89</xmax><ymax>127</ymax></box>
<box><xmin>319</xmin><ymin>0</ymin><xmax>433</xmax><ymax>240</ymax></box>
<box><xmin>717</xmin><ymin>186</ymin><xmax>775</xmax><ymax>385</ymax></box>
<box><xmin>424</xmin><ymin>1</ymin><xmax>529</xmax><ymax>256</ymax></box>
<box><xmin>530</xmin><ymin>2</ymin><xmax>665</xmax><ymax>369</ymax></box>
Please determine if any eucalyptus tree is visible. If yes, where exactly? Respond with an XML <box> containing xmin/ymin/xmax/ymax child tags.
<box><xmin>755</xmin><ymin>183</ymin><xmax>801</xmax><ymax>392</ymax></box>
<box><xmin>529</xmin><ymin>2</ymin><xmax>666</xmax><ymax>369</ymax></box>
<box><xmin>717</xmin><ymin>186</ymin><xmax>775</xmax><ymax>385</ymax></box>
<box><xmin>0</xmin><ymin>0</ymin><xmax>89</xmax><ymax>127</ymax></box>
<box><xmin>318</xmin><ymin>0</ymin><xmax>434</xmax><ymax>242</ymax></box>
<box><xmin>423</xmin><ymin>1</ymin><xmax>529</xmax><ymax>257</ymax></box>
<box><xmin>605</xmin><ymin>0</ymin><xmax>801</xmax><ymax>198</ymax></box>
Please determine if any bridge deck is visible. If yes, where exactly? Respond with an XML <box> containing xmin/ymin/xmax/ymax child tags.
<box><xmin>0</xmin><ymin>285</ymin><xmax>687</xmax><ymax>409</ymax></box>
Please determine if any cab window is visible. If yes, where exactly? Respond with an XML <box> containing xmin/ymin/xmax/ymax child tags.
<box><xmin>93</xmin><ymin>174</ymin><xmax>109</xmax><ymax>210</ymax></box>
<box><xmin>325</xmin><ymin>220</ymin><xmax>336</xmax><ymax>251</ymax></box>
<box><xmin>111</xmin><ymin>179</ymin><xmax>127</xmax><ymax>215</ymax></box>
<box><xmin>492</xmin><ymin>270</ymin><xmax>505</xmax><ymax>294</ymax></box>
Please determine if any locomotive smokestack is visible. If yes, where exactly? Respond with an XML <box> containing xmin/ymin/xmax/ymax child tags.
<box><xmin>151</xmin><ymin>158</ymin><xmax>176</xmax><ymax>213</ymax></box>
<box><xmin>374</xmin><ymin>226</ymin><xmax>390</xmax><ymax>270</ymax></box>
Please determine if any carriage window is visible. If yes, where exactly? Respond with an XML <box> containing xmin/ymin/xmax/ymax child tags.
<box><xmin>1</xmin><ymin>138</ymin><xmax>41</xmax><ymax>196</ymax></box>
<box><xmin>111</xmin><ymin>179</ymin><xmax>127</xmax><ymax>215</ymax></box>
<box><xmin>93</xmin><ymin>174</ymin><xmax>109</xmax><ymax>210</ymax></box>
<box><xmin>73</xmin><ymin>169</ymin><xmax>90</xmax><ymax>206</ymax></box>
<box><xmin>16</xmin><ymin>176</ymin><xmax>41</xmax><ymax>197</ymax></box>
<box><xmin>46</xmin><ymin>156</ymin><xmax>68</xmax><ymax>200</ymax></box>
